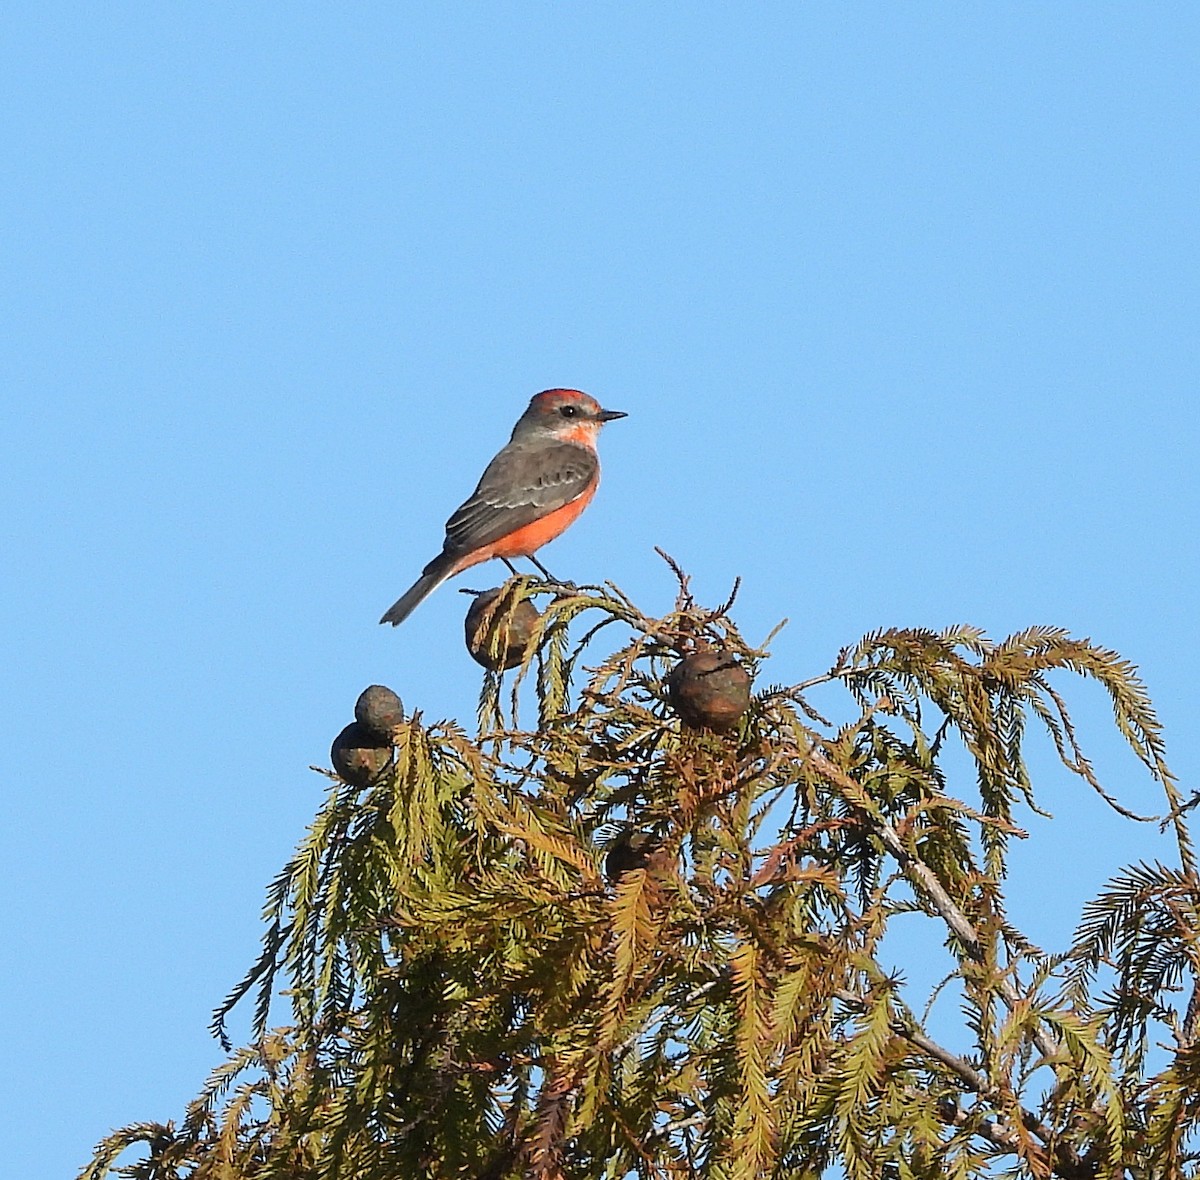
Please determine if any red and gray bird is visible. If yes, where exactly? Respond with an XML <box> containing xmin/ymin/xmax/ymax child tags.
<box><xmin>379</xmin><ymin>389</ymin><xmax>626</xmax><ymax>626</ymax></box>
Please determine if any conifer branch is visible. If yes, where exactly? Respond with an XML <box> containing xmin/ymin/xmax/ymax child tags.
<box><xmin>810</xmin><ymin>749</ymin><xmax>1066</xmax><ymax>1066</ymax></box>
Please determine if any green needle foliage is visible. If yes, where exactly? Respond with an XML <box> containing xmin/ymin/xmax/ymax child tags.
<box><xmin>83</xmin><ymin>565</ymin><xmax>1200</xmax><ymax>1179</ymax></box>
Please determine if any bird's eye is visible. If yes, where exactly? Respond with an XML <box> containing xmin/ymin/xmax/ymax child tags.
<box><xmin>559</xmin><ymin>405</ymin><xmax>578</xmax><ymax>418</ymax></box>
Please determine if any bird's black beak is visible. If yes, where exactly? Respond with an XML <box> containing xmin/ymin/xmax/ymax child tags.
<box><xmin>597</xmin><ymin>408</ymin><xmax>628</xmax><ymax>422</ymax></box>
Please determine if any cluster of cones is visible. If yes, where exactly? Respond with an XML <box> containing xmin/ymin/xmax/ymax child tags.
<box><xmin>330</xmin><ymin>587</ymin><xmax>754</xmax><ymax>872</ymax></box>
<box><xmin>461</xmin><ymin>586</ymin><xmax>753</xmax><ymax>732</ymax></box>
<box><xmin>329</xmin><ymin>684</ymin><xmax>405</xmax><ymax>786</ymax></box>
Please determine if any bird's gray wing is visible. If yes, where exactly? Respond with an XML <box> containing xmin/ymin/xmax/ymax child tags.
<box><xmin>439</xmin><ymin>439</ymin><xmax>598</xmax><ymax>559</ymax></box>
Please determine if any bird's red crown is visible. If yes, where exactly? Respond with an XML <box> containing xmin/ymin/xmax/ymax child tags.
<box><xmin>529</xmin><ymin>388</ymin><xmax>600</xmax><ymax>415</ymax></box>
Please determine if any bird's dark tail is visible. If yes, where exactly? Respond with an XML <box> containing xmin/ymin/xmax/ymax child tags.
<box><xmin>379</xmin><ymin>556</ymin><xmax>455</xmax><ymax>626</ymax></box>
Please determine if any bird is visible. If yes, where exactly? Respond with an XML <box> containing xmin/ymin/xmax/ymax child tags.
<box><xmin>380</xmin><ymin>388</ymin><xmax>627</xmax><ymax>626</ymax></box>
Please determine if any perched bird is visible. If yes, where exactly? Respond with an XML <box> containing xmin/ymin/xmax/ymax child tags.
<box><xmin>380</xmin><ymin>389</ymin><xmax>626</xmax><ymax>626</ymax></box>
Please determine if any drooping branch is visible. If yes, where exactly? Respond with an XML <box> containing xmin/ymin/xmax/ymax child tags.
<box><xmin>810</xmin><ymin>748</ymin><xmax>1065</xmax><ymax>1067</ymax></box>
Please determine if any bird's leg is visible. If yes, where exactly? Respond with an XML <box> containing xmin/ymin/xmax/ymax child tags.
<box><xmin>529</xmin><ymin>554</ymin><xmax>576</xmax><ymax>592</ymax></box>
<box><xmin>501</xmin><ymin>557</ymin><xmax>520</xmax><ymax>577</ymax></box>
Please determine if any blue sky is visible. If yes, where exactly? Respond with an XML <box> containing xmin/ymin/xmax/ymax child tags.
<box><xmin>2</xmin><ymin>6</ymin><xmax>1197</xmax><ymax>1175</ymax></box>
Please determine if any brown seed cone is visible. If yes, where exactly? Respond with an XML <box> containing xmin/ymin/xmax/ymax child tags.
<box><xmin>604</xmin><ymin>831</ymin><xmax>656</xmax><ymax>881</ymax></box>
<box><xmin>354</xmin><ymin>684</ymin><xmax>404</xmax><ymax>741</ymax></box>
<box><xmin>666</xmin><ymin>650</ymin><xmax>752</xmax><ymax>732</ymax></box>
<box><xmin>330</xmin><ymin>721</ymin><xmax>392</xmax><ymax>786</ymax></box>
<box><xmin>464</xmin><ymin>588</ymin><xmax>541</xmax><ymax>671</ymax></box>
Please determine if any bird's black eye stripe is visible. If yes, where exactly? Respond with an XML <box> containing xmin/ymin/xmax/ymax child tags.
<box><xmin>559</xmin><ymin>404</ymin><xmax>578</xmax><ymax>417</ymax></box>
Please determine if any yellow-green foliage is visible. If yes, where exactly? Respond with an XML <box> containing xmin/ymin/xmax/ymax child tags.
<box><xmin>83</xmin><ymin>568</ymin><xmax>1199</xmax><ymax>1179</ymax></box>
